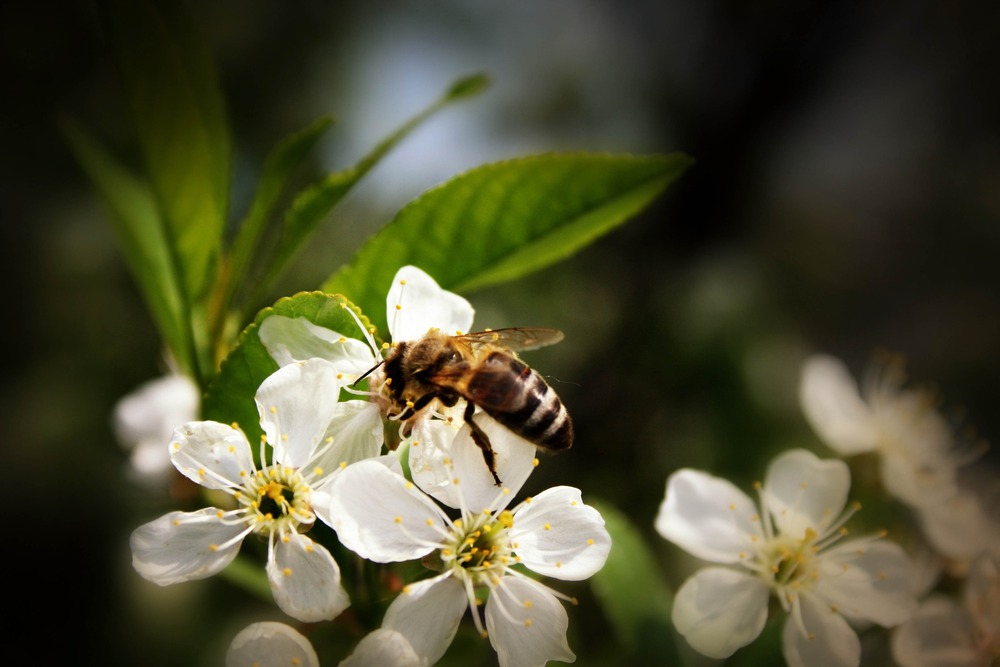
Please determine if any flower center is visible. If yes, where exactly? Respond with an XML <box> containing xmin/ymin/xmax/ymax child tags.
<box><xmin>238</xmin><ymin>465</ymin><xmax>314</xmax><ymax>535</ymax></box>
<box><xmin>441</xmin><ymin>510</ymin><xmax>515</xmax><ymax>585</ymax></box>
<box><xmin>759</xmin><ymin>529</ymin><xmax>819</xmax><ymax>594</ymax></box>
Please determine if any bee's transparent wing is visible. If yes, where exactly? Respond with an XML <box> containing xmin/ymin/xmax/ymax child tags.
<box><xmin>457</xmin><ymin>327</ymin><xmax>565</xmax><ymax>352</ymax></box>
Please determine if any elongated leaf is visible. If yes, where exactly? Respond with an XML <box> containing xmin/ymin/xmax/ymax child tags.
<box><xmin>99</xmin><ymin>0</ymin><xmax>231</xmax><ymax>303</ymax></box>
<box><xmin>223</xmin><ymin>115</ymin><xmax>335</xmax><ymax>312</ymax></box>
<box><xmin>60</xmin><ymin>116</ymin><xmax>193</xmax><ymax>375</ymax></box>
<box><xmin>322</xmin><ymin>152</ymin><xmax>692</xmax><ymax>334</ymax></box>
<box><xmin>202</xmin><ymin>292</ymin><xmax>374</xmax><ymax>443</ymax></box>
<box><xmin>251</xmin><ymin>74</ymin><xmax>491</xmax><ymax>304</ymax></box>
<box><xmin>588</xmin><ymin>499</ymin><xmax>681</xmax><ymax>664</ymax></box>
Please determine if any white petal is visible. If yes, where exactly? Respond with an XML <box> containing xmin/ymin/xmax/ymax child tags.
<box><xmin>386</xmin><ymin>265</ymin><xmax>474</xmax><ymax>342</ymax></box>
<box><xmin>485</xmin><ymin>576</ymin><xmax>575</xmax><ymax>667</ymax></box>
<box><xmin>510</xmin><ymin>486</ymin><xmax>611</xmax><ymax>580</ymax></box>
<box><xmin>654</xmin><ymin>469</ymin><xmax>760</xmax><ymax>564</ymax></box>
<box><xmin>382</xmin><ymin>573</ymin><xmax>467</xmax><ymax>665</ymax></box>
<box><xmin>671</xmin><ymin>567</ymin><xmax>770</xmax><ymax>659</ymax></box>
<box><xmin>169</xmin><ymin>421</ymin><xmax>256</xmax><ymax>490</ymax></box>
<box><xmin>310</xmin><ymin>400</ymin><xmax>384</xmax><ymax>475</ymax></box>
<box><xmin>256</xmin><ymin>359</ymin><xmax>345</xmax><ymax>468</ymax></box>
<box><xmin>408</xmin><ymin>416</ymin><xmax>465</xmax><ymax>504</ymax></box>
<box><xmin>312</xmin><ymin>454</ymin><xmax>403</xmax><ymax>528</ymax></box>
<box><xmin>782</xmin><ymin>594</ymin><xmax>860</xmax><ymax>667</ymax></box>
<box><xmin>965</xmin><ymin>554</ymin><xmax>1000</xmax><ymax>644</ymax></box>
<box><xmin>891</xmin><ymin>596</ymin><xmax>980</xmax><ymax>667</ymax></box>
<box><xmin>114</xmin><ymin>373</ymin><xmax>199</xmax><ymax>456</ymax></box>
<box><xmin>449</xmin><ymin>412</ymin><xmax>537</xmax><ymax>511</ymax></box>
<box><xmin>339</xmin><ymin>629</ymin><xmax>424</xmax><ymax>667</ymax></box>
<box><xmin>880</xmin><ymin>449</ymin><xmax>958</xmax><ymax>509</ymax></box>
<box><xmin>259</xmin><ymin>315</ymin><xmax>376</xmax><ymax>372</ymax></box>
<box><xmin>325</xmin><ymin>459</ymin><xmax>445</xmax><ymax>562</ymax></box>
<box><xmin>226</xmin><ymin>621</ymin><xmax>319</xmax><ymax>667</ymax></box>
<box><xmin>130</xmin><ymin>508</ymin><xmax>249</xmax><ymax>585</ymax></box>
<box><xmin>799</xmin><ymin>354</ymin><xmax>878</xmax><ymax>455</ymax></box>
<box><xmin>817</xmin><ymin>539</ymin><xmax>917</xmax><ymax>627</ymax></box>
<box><xmin>764</xmin><ymin>449</ymin><xmax>850</xmax><ymax>538</ymax></box>
<box><xmin>267</xmin><ymin>533</ymin><xmax>350</xmax><ymax>622</ymax></box>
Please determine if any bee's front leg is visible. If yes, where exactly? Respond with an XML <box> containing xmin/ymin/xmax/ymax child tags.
<box><xmin>463</xmin><ymin>401</ymin><xmax>502</xmax><ymax>486</ymax></box>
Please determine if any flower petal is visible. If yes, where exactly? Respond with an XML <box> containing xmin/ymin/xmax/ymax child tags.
<box><xmin>386</xmin><ymin>265</ymin><xmax>474</xmax><ymax>342</ymax></box>
<box><xmin>339</xmin><ymin>629</ymin><xmax>424</xmax><ymax>667</ymax></box>
<box><xmin>311</xmin><ymin>399</ymin><xmax>384</xmax><ymax>474</ymax></box>
<box><xmin>226</xmin><ymin>621</ymin><xmax>320</xmax><ymax>667</ymax></box>
<box><xmin>764</xmin><ymin>448</ymin><xmax>850</xmax><ymax>538</ymax></box>
<box><xmin>890</xmin><ymin>596</ymin><xmax>980</xmax><ymax>667</ymax></box>
<box><xmin>817</xmin><ymin>539</ymin><xmax>918</xmax><ymax>627</ymax></box>
<box><xmin>449</xmin><ymin>412</ymin><xmax>538</xmax><ymax>511</ymax></box>
<box><xmin>799</xmin><ymin>354</ymin><xmax>878</xmax><ymax>455</ymax></box>
<box><xmin>169</xmin><ymin>421</ymin><xmax>256</xmax><ymax>490</ymax></box>
<box><xmin>781</xmin><ymin>594</ymin><xmax>860</xmax><ymax>667</ymax></box>
<box><xmin>312</xmin><ymin>454</ymin><xmax>403</xmax><ymax>527</ymax></box>
<box><xmin>114</xmin><ymin>373</ymin><xmax>199</xmax><ymax>479</ymax></box>
<box><xmin>671</xmin><ymin>567</ymin><xmax>769</xmax><ymax>659</ymax></box>
<box><xmin>130</xmin><ymin>508</ymin><xmax>249</xmax><ymax>585</ymax></box>
<box><xmin>325</xmin><ymin>459</ymin><xmax>446</xmax><ymax>562</ymax></box>
<box><xmin>654</xmin><ymin>469</ymin><xmax>760</xmax><ymax>564</ymax></box>
<box><xmin>382</xmin><ymin>573</ymin><xmax>467</xmax><ymax>665</ymax></box>
<box><xmin>408</xmin><ymin>415</ymin><xmax>464</xmax><ymax>504</ymax></box>
<box><xmin>485</xmin><ymin>575</ymin><xmax>575</xmax><ymax>667</ymax></box>
<box><xmin>267</xmin><ymin>533</ymin><xmax>350</xmax><ymax>622</ymax></box>
<box><xmin>510</xmin><ymin>486</ymin><xmax>611</xmax><ymax>580</ymax></box>
<box><xmin>256</xmin><ymin>359</ymin><xmax>345</xmax><ymax>468</ymax></box>
<box><xmin>259</xmin><ymin>315</ymin><xmax>376</xmax><ymax>372</ymax></box>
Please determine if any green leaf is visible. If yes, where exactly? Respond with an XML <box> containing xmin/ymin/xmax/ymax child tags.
<box><xmin>250</xmin><ymin>73</ymin><xmax>492</xmax><ymax>305</ymax></box>
<box><xmin>99</xmin><ymin>0</ymin><xmax>231</xmax><ymax>304</ymax></box>
<box><xmin>224</xmin><ymin>114</ymin><xmax>335</xmax><ymax>310</ymax></box>
<box><xmin>588</xmin><ymin>499</ymin><xmax>682</xmax><ymax>664</ymax></box>
<box><xmin>202</xmin><ymin>292</ymin><xmax>374</xmax><ymax>443</ymax></box>
<box><xmin>59</xmin><ymin>115</ymin><xmax>194</xmax><ymax>375</ymax></box>
<box><xmin>322</xmin><ymin>151</ymin><xmax>692</xmax><ymax>334</ymax></box>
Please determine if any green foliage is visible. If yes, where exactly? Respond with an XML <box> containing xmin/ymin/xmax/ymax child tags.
<box><xmin>588</xmin><ymin>499</ymin><xmax>682</xmax><ymax>665</ymax></box>
<box><xmin>323</xmin><ymin>152</ymin><xmax>693</xmax><ymax>335</ymax></box>
<box><xmin>202</xmin><ymin>292</ymin><xmax>374</xmax><ymax>444</ymax></box>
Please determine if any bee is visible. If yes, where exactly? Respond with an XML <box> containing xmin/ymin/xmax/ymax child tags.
<box><xmin>380</xmin><ymin>327</ymin><xmax>573</xmax><ymax>486</ymax></box>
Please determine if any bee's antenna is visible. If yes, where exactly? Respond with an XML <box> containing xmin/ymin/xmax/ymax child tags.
<box><xmin>352</xmin><ymin>359</ymin><xmax>385</xmax><ymax>387</ymax></box>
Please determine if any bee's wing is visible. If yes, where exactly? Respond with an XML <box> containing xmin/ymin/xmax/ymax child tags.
<box><xmin>457</xmin><ymin>327</ymin><xmax>565</xmax><ymax>352</ymax></box>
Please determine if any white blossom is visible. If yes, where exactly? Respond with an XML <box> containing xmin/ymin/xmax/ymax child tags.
<box><xmin>130</xmin><ymin>359</ymin><xmax>380</xmax><ymax>622</ymax></box>
<box><xmin>113</xmin><ymin>371</ymin><xmax>199</xmax><ymax>484</ymax></box>
<box><xmin>226</xmin><ymin>622</ymin><xmax>319</xmax><ymax>667</ymax></box>
<box><xmin>799</xmin><ymin>353</ymin><xmax>981</xmax><ymax>509</ymax></box>
<box><xmin>892</xmin><ymin>554</ymin><xmax>1000</xmax><ymax>667</ymax></box>
<box><xmin>324</xmin><ymin>458</ymin><xmax>611</xmax><ymax>667</ymax></box>
<box><xmin>259</xmin><ymin>265</ymin><xmax>537</xmax><ymax>504</ymax></box>
<box><xmin>655</xmin><ymin>448</ymin><xmax>916</xmax><ymax>667</ymax></box>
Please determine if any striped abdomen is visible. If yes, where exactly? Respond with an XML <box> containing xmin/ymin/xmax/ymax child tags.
<box><xmin>463</xmin><ymin>351</ymin><xmax>573</xmax><ymax>451</ymax></box>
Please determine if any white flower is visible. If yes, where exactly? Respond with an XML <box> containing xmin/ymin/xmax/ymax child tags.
<box><xmin>324</xmin><ymin>458</ymin><xmax>611</xmax><ymax>667</ymax></box>
<box><xmin>226</xmin><ymin>622</ymin><xmax>319</xmax><ymax>667</ymax></box>
<box><xmin>799</xmin><ymin>353</ymin><xmax>979</xmax><ymax>508</ymax></box>
<box><xmin>655</xmin><ymin>448</ymin><xmax>916</xmax><ymax>667</ymax></box>
<box><xmin>892</xmin><ymin>554</ymin><xmax>1000</xmax><ymax>667</ymax></box>
<box><xmin>259</xmin><ymin>265</ymin><xmax>537</xmax><ymax>504</ymax></box>
<box><xmin>129</xmin><ymin>358</ymin><xmax>379</xmax><ymax>622</ymax></box>
<box><xmin>113</xmin><ymin>372</ymin><xmax>199</xmax><ymax>483</ymax></box>
<box><xmin>339</xmin><ymin>628</ymin><xmax>426</xmax><ymax>667</ymax></box>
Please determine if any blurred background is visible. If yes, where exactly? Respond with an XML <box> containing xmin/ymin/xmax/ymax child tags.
<box><xmin>5</xmin><ymin>0</ymin><xmax>998</xmax><ymax>664</ymax></box>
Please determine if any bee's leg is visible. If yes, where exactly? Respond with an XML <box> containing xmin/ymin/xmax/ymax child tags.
<box><xmin>397</xmin><ymin>392</ymin><xmax>437</xmax><ymax>420</ymax></box>
<box><xmin>464</xmin><ymin>401</ymin><xmax>502</xmax><ymax>486</ymax></box>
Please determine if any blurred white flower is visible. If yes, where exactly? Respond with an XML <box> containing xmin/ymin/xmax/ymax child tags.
<box><xmin>130</xmin><ymin>359</ymin><xmax>380</xmax><ymax>622</ymax></box>
<box><xmin>339</xmin><ymin>628</ymin><xmax>426</xmax><ymax>667</ymax></box>
<box><xmin>799</xmin><ymin>353</ymin><xmax>981</xmax><ymax>508</ymax></box>
<box><xmin>655</xmin><ymin>448</ymin><xmax>916</xmax><ymax>667</ymax></box>
<box><xmin>226</xmin><ymin>621</ymin><xmax>319</xmax><ymax>667</ymax></box>
<box><xmin>892</xmin><ymin>554</ymin><xmax>1000</xmax><ymax>667</ymax></box>
<box><xmin>259</xmin><ymin>264</ymin><xmax>537</xmax><ymax>500</ymax></box>
<box><xmin>112</xmin><ymin>372</ymin><xmax>199</xmax><ymax>484</ymax></box>
<box><xmin>324</xmin><ymin>458</ymin><xmax>611</xmax><ymax>667</ymax></box>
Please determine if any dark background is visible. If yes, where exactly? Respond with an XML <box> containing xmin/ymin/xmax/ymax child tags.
<box><xmin>5</xmin><ymin>1</ymin><xmax>998</xmax><ymax>664</ymax></box>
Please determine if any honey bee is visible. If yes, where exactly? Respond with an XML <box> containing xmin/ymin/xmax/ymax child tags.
<box><xmin>380</xmin><ymin>327</ymin><xmax>573</xmax><ymax>486</ymax></box>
